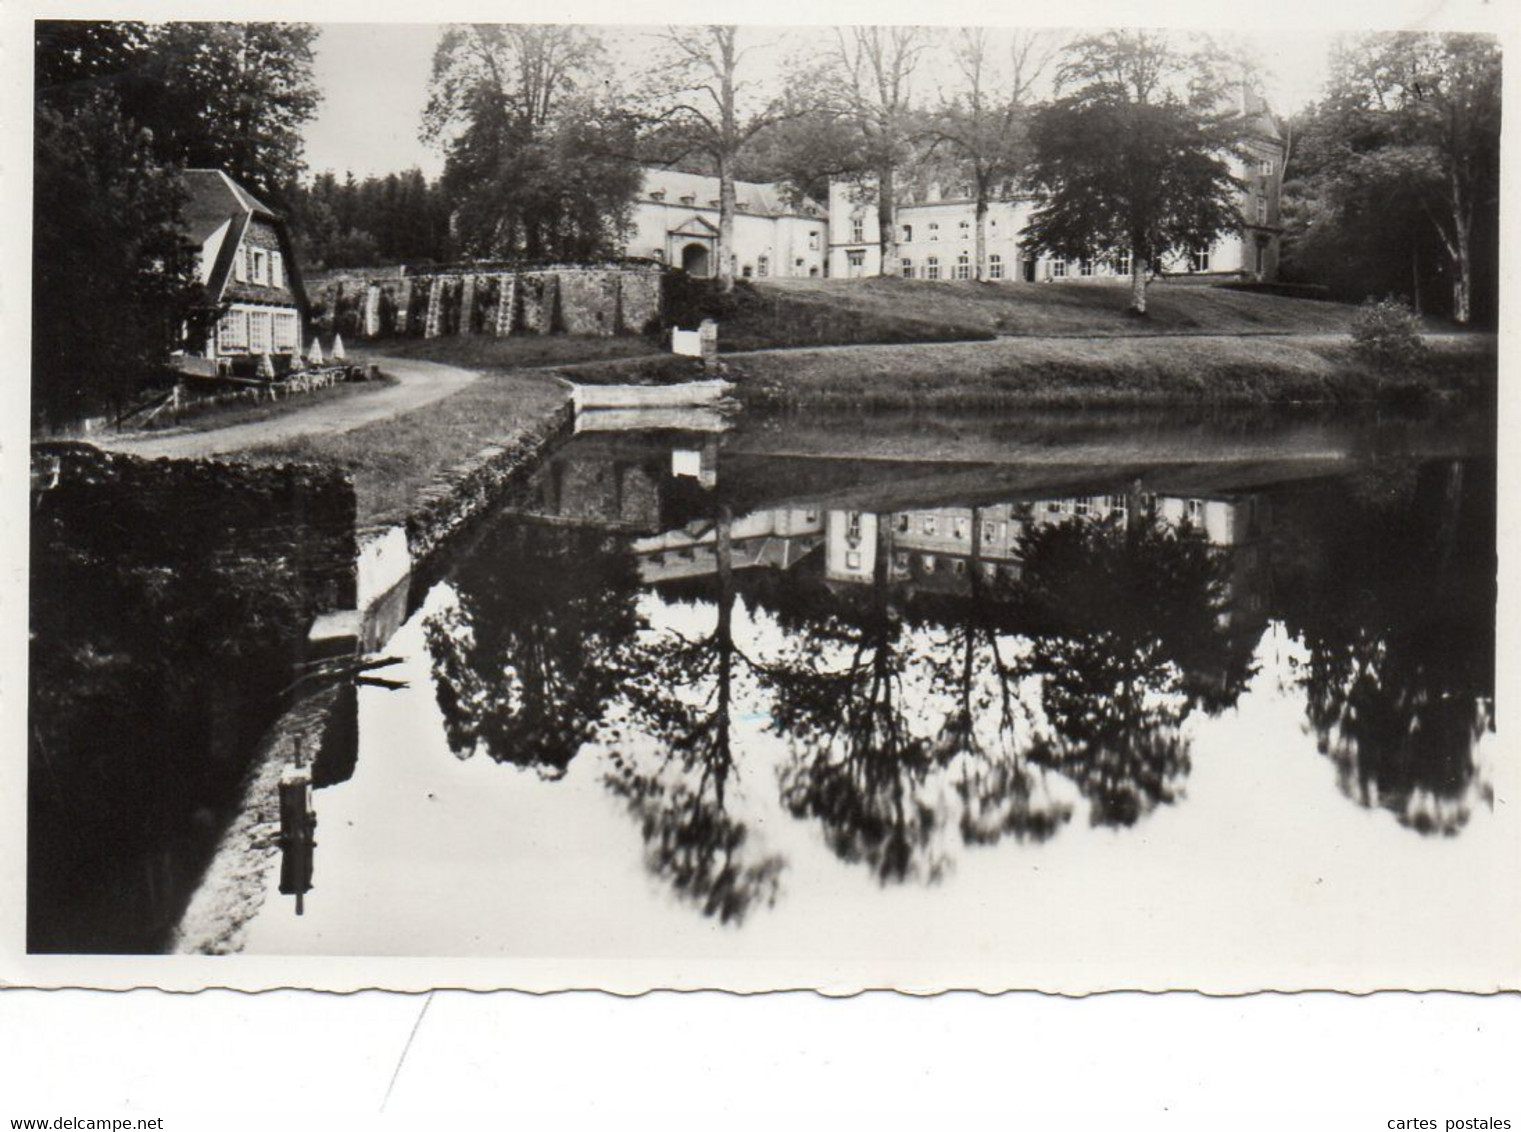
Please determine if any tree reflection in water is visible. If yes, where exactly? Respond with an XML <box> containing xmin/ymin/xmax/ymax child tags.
<box><xmin>424</xmin><ymin>520</ymin><xmax>643</xmax><ymax>777</ymax></box>
<box><xmin>920</xmin><ymin>511</ymin><xmax>1072</xmax><ymax>848</ymax></box>
<box><xmin>1014</xmin><ymin>514</ymin><xmax>1234</xmax><ymax>828</ymax></box>
<box><xmin>766</xmin><ymin>521</ymin><xmax>954</xmax><ymax>885</ymax></box>
<box><xmin>604</xmin><ymin>505</ymin><xmax>785</xmax><ymax>924</ymax></box>
<box><xmin>1279</xmin><ymin>461</ymin><xmax>1495</xmax><ymax>835</ymax></box>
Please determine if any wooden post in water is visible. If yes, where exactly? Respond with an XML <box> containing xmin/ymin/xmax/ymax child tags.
<box><xmin>278</xmin><ymin>766</ymin><xmax>316</xmax><ymax>916</ymax></box>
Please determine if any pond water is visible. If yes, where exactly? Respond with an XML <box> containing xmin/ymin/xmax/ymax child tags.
<box><xmin>233</xmin><ymin>403</ymin><xmax>1512</xmax><ymax>982</ymax></box>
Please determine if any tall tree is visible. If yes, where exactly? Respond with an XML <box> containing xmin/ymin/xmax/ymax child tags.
<box><xmin>826</xmin><ymin>26</ymin><xmax>931</xmax><ymax>278</ymax></box>
<box><xmin>32</xmin><ymin>92</ymin><xmax>208</xmax><ymax>428</ymax></box>
<box><xmin>645</xmin><ymin>26</ymin><xmax>809</xmax><ymax>291</ymax></box>
<box><xmin>423</xmin><ymin>24</ymin><xmax>641</xmax><ymax>260</ymax></box>
<box><xmin>1308</xmin><ymin>33</ymin><xmax>1501</xmax><ymax>325</ymax></box>
<box><xmin>926</xmin><ymin>28</ymin><xmax>1060</xmax><ymax>281</ymax></box>
<box><xmin>137</xmin><ymin>23</ymin><xmax>321</xmax><ymax>205</ymax></box>
<box><xmin>1022</xmin><ymin>30</ymin><xmax>1243</xmax><ymax>314</ymax></box>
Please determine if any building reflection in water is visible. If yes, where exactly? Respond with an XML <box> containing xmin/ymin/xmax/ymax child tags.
<box><xmin>407</xmin><ymin>422</ymin><xmax>1493</xmax><ymax>921</ymax></box>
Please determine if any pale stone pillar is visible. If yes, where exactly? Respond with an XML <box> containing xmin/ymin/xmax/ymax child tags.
<box><xmin>362</xmin><ymin>283</ymin><xmax>381</xmax><ymax>338</ymax></box>
<box><xmin>458</xmin><ymin>275</ymin><xmax>477</xmax><ymax>335</ymax></box>
<box><xmin>494</xmin><ymin>275</ymin><xmax>517</xmax><ymax>337</ymax></box>
<box><xmin>396</xmin><ymin>278</ymin><xmax>413</xmax><ymax>335</ymax></box>
<box><xmin>423</xmin><ymin>276</ymin><xmax>443</xmax><ymax>338</ymax></box>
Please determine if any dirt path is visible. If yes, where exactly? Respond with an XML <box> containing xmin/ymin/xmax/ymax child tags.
<box><xmin>96</xmin><ymin>355</ymin><xmax>484</xmax><ymax>460</ymax></box>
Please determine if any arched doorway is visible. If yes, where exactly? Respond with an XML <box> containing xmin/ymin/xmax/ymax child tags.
<box><xmin>681</xmin><ymin>242</ymin><xmax>712</xmax><ymax>277</ymax></box>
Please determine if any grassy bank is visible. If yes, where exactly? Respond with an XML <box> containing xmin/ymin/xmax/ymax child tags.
<box><xmin>724</xmin><ymin>333</ymin><xmax>1496</xmax><ymax>409</ymax></box>
<box><xmin>239</xmin><ymin>368</ymin><xmax>566</xmax><ymax>527</ymax></box>
<box><xmin>754</xmin><ymin>277</ymin><xmax>1364</xmax><ymax>338</ymax></box>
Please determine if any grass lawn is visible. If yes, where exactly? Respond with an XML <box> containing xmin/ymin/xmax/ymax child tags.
<box><xmin>357</xmin><ymin>334</ymin><xmax>662</xmax><ymax>371</ymax></box>
<box><xmin>239</xmin><ymin>369</ymin><xmax>568</xmax><ymax>527</ymax></box>
<box><xmin>724</xmin><ymin>332</ymin><xmax>1497</xmax><ymax>409</ymax></box>
<box><xmin>755</xmin><ymin>277</ymin><xmax>1365</xmax><ymax>338</ymax></box>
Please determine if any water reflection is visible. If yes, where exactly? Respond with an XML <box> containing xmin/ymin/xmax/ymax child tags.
<box><xmin>395</xmin><ymin>409</ymin><xmax>1497</xmax><ymax>927</ymax></box>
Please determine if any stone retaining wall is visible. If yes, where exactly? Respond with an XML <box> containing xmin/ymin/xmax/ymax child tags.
<box><xmin>306</xmin><ymin>263</ymin><xmax>664</xmax><ymax>341</ymax></box>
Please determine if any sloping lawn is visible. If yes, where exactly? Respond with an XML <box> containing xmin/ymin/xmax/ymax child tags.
<box><xmin>755</xmin><ymin>277</ymin><xmax>1362</xmax><ymax>337</ymax></box>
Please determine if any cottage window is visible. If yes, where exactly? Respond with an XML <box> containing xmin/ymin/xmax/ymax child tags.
<box><xmin>271</xmin><ymin>251</ymin><xmax>284</xmax><ymax>289</ymax></box>
<box><xmin>234</xmin><ymin>244</ymin><xmax>248</xmax><ymax>283</ymax></box>
<box><xmin>901</xmin><ymin>258</ymin><xmax>914</xmax><ymax>278</ymax></box>
<box><xmin>989</xmin><ymin>254</ymin><xmax>1003</xmax><ymax>280</ymax></box>
<box><xmin>252</xmin><ymin>249</ymin><xmax>269</xmax><ymax>285</ymax></box>
<box><xmin>954</xmin><ymin>253</ymin><xmax>970</xmax><ymax>281</ymax></box>
<box><xmin>1051</xmin><ymin>259</ymin><xmax>1067</xmax><ymax>278</ymax></box>
<box><xmin>273</xmin><ymin>310</ymin><xmax>299</xmax><ymax>353</ymax></box>
<box><xmin>925</xmin><ymin>256</ymin><xmax>940</xmax><ymax>280</ymax></box>
<box><xmin>1191</xmin><ymin>250</ymin><xmax>1211</xmax><ymax>273</ymax></box>
<box><xmin>248</xmin><ymin>309</ymin><xmax>273</xmax><ymax>354</ymax></box>
<box><xmin>218</xmin><ymin>308</ymin><xmax>248</xmax><ymax>351</ymax></box>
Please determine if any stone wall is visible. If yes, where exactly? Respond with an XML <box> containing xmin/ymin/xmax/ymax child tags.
<box><xmin>308</xmin><ymin>263</ymin><xmax>664</xmax><ymax>341</ymax></box>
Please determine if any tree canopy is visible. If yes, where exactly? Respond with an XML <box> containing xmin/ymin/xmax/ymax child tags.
<box><xmin>1023</xmin><ymin>30</ymin><xmax>1244</xmax><ymax>314</ymax></box>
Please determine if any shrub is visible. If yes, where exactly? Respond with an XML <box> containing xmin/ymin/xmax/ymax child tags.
<box><xmin>1351</xmin><ymin>297</ymin><xmax>1426</xmax><ymax>370</ymax></box>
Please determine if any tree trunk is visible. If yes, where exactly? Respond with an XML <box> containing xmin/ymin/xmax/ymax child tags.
<box><xmin>974</xmin><ymin>194</ymin><xmax>989</xmax><ymax>282</ymax></box>
<box><xmin>877</xmin><ymin>163</ymin><xmax>900</xmax><ymax>278</ymax></box>
<box><xmin>717</xmin><ymin>155</ymin><xmax>736</xmax><ymax>293</ymax></box>
<box><xmin>1451</xmin><ymin>221</ymin><xmax>1471</xmax><ymax>325</ymax></box>
<box><xmin>1129</xmin><ymin>253</ymin><xmax>1148</xmax><ymax>315</ymax></box>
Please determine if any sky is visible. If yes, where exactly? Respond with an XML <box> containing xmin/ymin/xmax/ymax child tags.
<box><xmin>301</xmin><ymin>23</ymin><xmax>1343</xmax><ymax>182</ymax></box>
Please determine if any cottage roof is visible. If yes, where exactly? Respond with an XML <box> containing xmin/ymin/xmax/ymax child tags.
<box><xmin>182</xmin><ymin>169</ymin><xmax>279</xmax><ymax>244</ymax></box>
<box><xmin>181</xmin><ymin>168</ymin><xmax>306</xmax><ymax>315</ymax></box>
<box><xmin>639</xmin><ymin>167</ymin><xmax>825</xmax><ymax>219</ymax></box>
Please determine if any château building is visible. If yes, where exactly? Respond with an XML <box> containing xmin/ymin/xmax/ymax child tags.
<box><xmin>826</xmin><ymin>89</ymin><xmax>1286</xmax><ymax>284</ymax></box>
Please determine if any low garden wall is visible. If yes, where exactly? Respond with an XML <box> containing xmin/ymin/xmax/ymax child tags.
<box><xmin>306</xmin><ymin>262</ymin><xmax>664</xmax><ymax>341</ymax></box>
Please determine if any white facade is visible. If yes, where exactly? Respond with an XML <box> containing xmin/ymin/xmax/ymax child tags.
<box><xmin>827</xmin><ymin>92</ymin><xmax>1287</xmax><ymax>284</ymax></box>
<box><xmin>622</xmin><ymin>167</ymin><xmax>828</xmax><ymax>280</ymax></box>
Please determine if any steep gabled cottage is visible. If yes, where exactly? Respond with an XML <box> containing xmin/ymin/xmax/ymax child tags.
<box><xmin>181</xmin><ymin>169</ymin><xmax>308</xmax><ymax>372</ymax></box>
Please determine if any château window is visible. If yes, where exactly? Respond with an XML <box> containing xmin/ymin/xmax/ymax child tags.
<box><xmin>989</xmin><ymin>254</ymin><xmax>1003</xmax><ymax>280</ymax></box>
<box><xmin>896</xmin><ymin>514</ymin><xmax>911</xmax><ymax>532</ymax></box>
<box><xmin>757</xmin><ymin>256</ymin><xmax>769</xmax><ymax>277</ymax></box>
<box><xmin>1256</xmin><ymin>197</ymin><xmax>1268</xmax><ymax>223</ymax></box>
<box><xmin>901</xmin><ymin>224</ymin><xmax>913</xmax><ymax>242</ymax></box>
<box><xmin>846</xmin><ymin>249</ymin><xmax>866</xmax><ymax>270</ymax></box>
<box><xmin>851</xmin><ymin>216</ymin><xmax>865</xmax><ymax>243</ymax></box>
<box><xmin>651</xmin><ymin>189</ymin><xmax>666</xmax><ymax>201</ymax></box>
<box><xmin>808</xmin><ymin>231</ymin><xmax>820</xmax><ymax>250</ymax></box>
<box><xmin>954</xmin><ymin>253</ymin><xmax>971</xmax><ymax>280</ymax></box>
<box><xmin>928</xmin><ymin>223</ymin><xmax>940</xmax><ymax>241</ymax></box>
<box><xmin>1114</xmin><ymin>250</ymin><xmax>1132</xmax><ymax>276</ymax></box>
<box><xmin>953</xmin><ymin>517</ymin><xmax>968</xmax><ymax>540</ymax></box>
<box><xmin>1051</xmin><ymin>259</ymin><xmax>1067</xmax><ymax>278</ymax></box>
<box><xmin>1191</xmin><ymin>249</ymin><xmax>1211</xmax><ymax>273</ymax></box>
<box><xmin>925</xmin><ymin>256</ymin><xmax>940</xmax><ymax>280</ymax></box>
<box><xmin>680</xmin><ymin>194</ymin><xmax>696</xmax><ymax>205</ymax></box>
<box><xmin>251</xmin><ymin>249</ymin><xmax>269</xmax><ymax>285</ymax></box>
<box><xmin>923</xmin><ymin>516</ymin><xmax>937</xmax><ymax>535</ymax></box>
<box><xmin>901</xmin><ymin>258</ymin><xmax>914</xmax><ymax>278</ymax></box>
<box><xmin>1079</xmin><ymin>257</ymin><xmax>1094</xmax><ymax>277</ymax></box>
<box><xmin>1259</xmin><ymin>158</ymin><xmax>1275</xmax><ymax>176</ymax></box>
<box><xmin>847</xmin><ymin>511</ymin><xmax>863</xmax><ymax>540</ymax></box>
<box><xmin>959</xmin><ymin>220</ymin><xmax>970</xmax><ymax>231</ymax></box>
<box><xmin>1186</xmin><ymin>499</ymin><xmax>1205</xmax><ymax>521</ymax></box>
